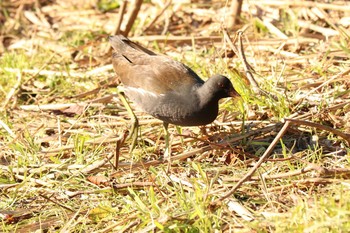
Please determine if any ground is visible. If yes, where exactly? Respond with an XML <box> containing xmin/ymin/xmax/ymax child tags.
<box><xmin>1</xmin><ymin>0</ymin><xmax>350</xmax><ymax>232</ymax></box>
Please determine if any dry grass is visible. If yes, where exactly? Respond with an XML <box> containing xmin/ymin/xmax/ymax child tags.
<box><xmin>1</xmin><ymin>0</ymin><xmax>350</xmax><ymax>232</ymax></box>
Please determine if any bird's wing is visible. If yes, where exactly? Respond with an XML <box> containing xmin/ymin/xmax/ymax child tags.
<box><xmin>111</xmin><ymin>37</ymin><xmax>204</xmax><ymax>95</ymax></box>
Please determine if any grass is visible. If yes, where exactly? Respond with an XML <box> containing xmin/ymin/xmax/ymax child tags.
<box><xmin>1</xmin><ymin>0</ymin><xmax>350</xmax><ymax>232</ymax></box>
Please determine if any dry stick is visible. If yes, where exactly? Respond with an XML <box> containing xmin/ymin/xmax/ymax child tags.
<box><xmin>161</xmin><ymin>11</ymin><xmax>171</xmax><ymax>35</ymax></box>
<box><xmin>67</xmin><ymin>182</ymin><xmax>154</xmax><ymax>198</ymax></box>
<box><xmin>3</xmin><ymin>65</ymin><xmax>113</xmax><ymax>79</ymax></box>
<box><xmin>41</xmin><ymin>136</ymin><xmax>123</xmax><ymax>154</ymax></box>
<box><xmin>249</xmin><ymin>0</ymin><xmax>350</xmax><ymax>12</ymax></box>
<box><xmin>1</xmin><ymin>71</ymin><xmax>22</xmax><ymax>110</ymax></box>
<box><xmin>71</xmin><ymin>77</ymin><xmax>119</xmax><ymax>99</ymax></box>
<box><xmin>80</xmin><ymin>152</ymin><xmax>116</xmax><ymax>175</ymax></box>
<box><xmin>293</xmin><ymin>178</ymin><xmax>338</xmax><ymax>185</ymax></box>
<box><xmin>130</xmin><ymin>35</ymin><xmax>319</xmax><ymax>44</ymax></box>
<box><xmin>113</xmin><ymin>0</ymin><xmax>127</xmax><ymax>35</ymax></box>
<box><xmin>114</xmin><ymin>130</ymin><xmax>128</xmax><ymax>170</ymax></box>
<box><xmin>224</xmin><ymin>123</ymin><xmax>282</xmax><ymax>144</ymax></box>
<box><xmin>123</xmin><ymin>0</ymin><xmax>143</xmax><ymax>36</ymax></box>
<box><xmin>295</xmin><ymin>67</ymin><xmax>350</xmax><ymax>110</ymax></box>
<box><xmin>15</xmin><ymin>211</ymin><xmax>85</xmax><ymax>233</ymax></box>
<box><xmin>239</xmin><ymin>31</ymin><xmax>278</xmax><ymax>100</ymax></box>
<box><xmin>298</xmin><ymin>20</ymin><xmax>338</xmax><ymax>37</ymax></box>
<box><xmin>39</xmin><ymin>194</ymin><xmax>74</xmax><ymax>212</ymax></box>
<box><xmin>0</xmin><ymin>119</ymin><xmax>16</xmax><ymax>138</ymax></box>
<box><xmin>20</xmin><ymin>103</ymin><xmax>102</xmax><ymax>111</ymax></box>
<box><xmin>14</xmin><ymin>174</ymin><xmax>52</xmax><ymax>187</ymax></box>
<box><xmin>224</xmin><ymin>29</ymin><xmax>279</xmax><ymax>100</ymax></box>
<box><xmin>115</xmin><ymin>146</ymin><xmax>211</xmax><ymax>171</ymax></box>
<box><xmin>223</xmin><ymin>29</ymin><xmax>268</xmax><ymax>97</ymax></box>
<box><xmin>267</xmin><ymin>178</ymin><xmax>337</xmax><ymax>192</ymax></box>
<box><xmin>285</xmin><ymin>118</ymin><xmax>350</xmax><ymax>145</ymax></box>
<box><xmin>237</xmin><ymin>31</ymin><xmax>259</xmax><ymax>88</ymax></box>
<box><xmin>211</xmin><ymin>120</ymin><xmax>291</xmax><ymax>206</ymax></box>
<box><xmin>20</xmin><ymin>94</ymin><xmax>116</xmax><ymax>111</ymax></box>
<box><xmin>223</xmin><ymin>163</ymin><xmax>350</xmax><ymax>182</ymax></box>
<box><xmin>137</xmin><ymin>123</ymin><xmax>275</xmax><ymax>162</ymax></box>
<box><xmin>263</xmin><ymin>18</ymin><xmax>289</xmax><ymax>39</ymax></box>
<box><xmin>2</xmin><ymin>54</ymin><xmax>56</xmax><ymax>110</ymax></box>
<box><xmin>143</xmin><ymin>0</ymin><xmax>172</xmax><ymax>33</ymax></box>
<box><xmin>293</xmin><ymin>100</ymin><xmax>350</xmax><ymax>121</ymax></box>
<box><xmin>121</xmin><ymin>220</ymin><xmax>142</xmax><ymax>233</ymax></box>
<box><xmin>78</xmin><ymin>134</ymin><xmax>126</xmax><ymax>174</ymax></box>
<box><xmin>105</xmin><ymin>0</ymin><xmax>128</xmax><ymax>54</ymax></box>
<box><xmin>228</xmin><ymin>0</ymin><xmax>243</xmax><ymax>28</ymax></box>
<box><xmin>112</xmin><ymin>181</ymin><xmax>154</xmax><ymax>189</ymax></box>
<box><xmin>223</xmin><ymin>28</ymin><xmax>239</xmax><ymax>58</ymax></box>
<box><xmin>95</xmin><ymin>212</ymin><xmax>140</xmax><ymax>233</ymax></box>
<box><xmin>114</xmin><ymin>123</ymin><xmax>280</xmax><ymax>172</ymax></box>
<box><xmin>327</xmin><ymin>100</ymin><xmax>350</xmax><ymax>111</ymax></box>
<box><xmin>300</xmin><ymin>76</ymin><xmax>350</xmax><ymax>89</ymax></box>
<box><xmin>317</xmin><ymin>7</ymin><xmax>348</xmax><ymax>38</ymax></box>
<box><xmin>223</xmin><ymin>29</ymin><xmax>256</xmax><ymax>88</ymax></box>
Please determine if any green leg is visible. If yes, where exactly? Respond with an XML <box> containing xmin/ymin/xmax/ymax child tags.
<box><xmin>117</xmin><ymin>91</ymin><xmax>139</xmax><ymax>153</ymax></box>
<box><xmin>163</xmin><ymin>122</ymin><xmax>171</xmax><ymax>172</ymax></box>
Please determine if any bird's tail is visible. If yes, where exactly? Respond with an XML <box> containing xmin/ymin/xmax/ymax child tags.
<box><xmin>109</xmin><ymin>35</ymin><xmax>156</xmax><ymax>55</ymax></box>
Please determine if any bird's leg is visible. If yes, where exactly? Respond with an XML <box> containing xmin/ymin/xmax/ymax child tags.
<box><xmin>117</xmin><ymin>90</ymin><xmax>139</xmax><ymax>153</ymax></box>
<box><xmin>163</xmin><ymin>122</ymin><xmax>172</xmax><ymax>172</ymax></box>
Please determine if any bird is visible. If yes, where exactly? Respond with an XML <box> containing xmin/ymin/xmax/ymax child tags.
<box><xmin>109</xmin><ymin>35</ymin><xmax>239</xmax><ymax>163</ymax></box>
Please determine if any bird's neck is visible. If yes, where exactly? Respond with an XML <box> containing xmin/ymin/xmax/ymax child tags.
<box><xmin>196</xmin><ymin>84</ymin><xmax>220</xmax><ymax>109</ymax></box>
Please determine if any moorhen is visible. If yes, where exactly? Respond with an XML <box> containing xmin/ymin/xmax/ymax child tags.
<box><xmin>110</xmin><ymin>35</ymin><xmax>239</xmax><ymax>161</ymax></box>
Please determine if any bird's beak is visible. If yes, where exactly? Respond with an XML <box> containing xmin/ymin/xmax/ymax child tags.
<box><xmin>229</xmin><ymin>88</ymin><xmax>240</xmax><ymax>98</ymax></box>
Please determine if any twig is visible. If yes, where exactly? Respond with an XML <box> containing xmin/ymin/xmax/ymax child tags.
<box><xmin>3</xmin><ymin>66</ymin><xmax>113</xmax><ymax>78</ymax></box>
<box><xmin>114</xmin><ymin>145</ymin><xmax>212</xmax><ymax>171</ymax></box>
<box><xmin>0</xmin><ymin>119</ymin><xmax>16</xmax><ymax>138</ymax></box>
<box><xmin>211</xmin><ymin>120</ymin><xmax>291</xmax><ymax>206</ymax></box>
<box><xmin>15</xmin><ymin>212</ymin><xmax>84</xmax><ymax>233</ymax></box>
<box><xmin>285</xmin><ymin>118</ymin><xmax>350</xmax><ymax>145</ymax></box>
<box><xmin>39</xmin><ymin>194</ymin><xmax>74</xmax><ymax>212</ymax></box>
<box><xmin>248</xmin><ymin>1</ymin><xmax>350</xmax><ymax>12</ymax></box>
<box><xmin>224</xmin><ymin>123</ymin><xmax>282</xmax><ymax>144</ymax></box>
<box><xmin>114</xmin><ymin>130</ymin><xmax>128</xmax><ymax>170</ymax></box>
<box><xmin>227</xmin><ymin>0</ymin><xmax>243</xmax><ymax>28</ymax></box>
<box><xmin>267</xmin><ymin>178</ymin><xmax>339</xmax><ymax>192</ymax></box>
<box><xmin>14</xmin><ymin>174</ymin><xmax>52</xmax><ymax>187</ymax></box>
<box><xmin>113</xmin><ymin>181</ymin><xmax>154</xmax><ymax>189</ymax></box>
<box><xmin>223</xmin><ymin>29</ymin><xmax>257</xmax><ymax>88</ymax></box>
<box><xmin>113</xmin><ymin>122</ymin><xmax>282</xmax><ymax>172</ymax></box>
<box><xmin>20</xmin><ymin>103</ymin><xmax>103</xmax><ymax>111</ymax></box>
<box><xmin>122</xmin><ymin>0</ymin><xmax>143</xmax><ymax>36</ymax></box>
<box><xmin>223</xmin><ymin>29</ymin><xmax>278</xmax><ymax>100</ymax></box>
<box><xmin>126</xmin><ymin>35</ymin><xmax>319</xmax><ymax>45</ymax></box>
<box><xmin>293</xmin><ymin>100</ymin><xmax>350</xmax><ymax>121</ymax></box>
<box><xmin>66</xmin><ymin>182</ymin><xmax>154</xmax><ymax>198</ymax></box>
<box><xmin>94</xmin><ymin>212</ymin><xmax>139</xmax><ymax>233</ymax></box>
<box><xmin>223</xmin><ymin>163</ymin><xmax>350</xmax><ymax>181</ymax></box>
<box><xmin>1</xmin><ymin>71</ymin><xmax>22</xmax><ymax>110</ymax></box>
<box><xmin>237</xmin><ymin>31</ymin><xmax>258</xmax><ymax>86</ymax></box>
<box><xmin>39</xmin><ymin>137</ymin><xmax>123</xmax><ymax>169</ymax></box>
<box><xmin>110</xmin><ymin>121</ymin><xmax>285</xmax><ymax>175</ymax></box>
<box><xmin>238</xmin><ymin>31</ymin><xmax>278</xmax><ymax>100</ymax></box>
<box><xmin>80</xmin><ymin>152</ymin><xmax>115</xmax><ymax>175</ymax></box>
<box><xmin>262</xmin><ymin>18</ymin><xmax>288</xmax><ymax>39</ymax></box>
<box><xmin>227</xmin><ymin>199</ymin><xmax>254</xmax><ymax>221</ymax></box>
<box><xmin>143</xmin><ymin>0</ymin><xmax>172</xmax><ymax>33</ymax></box>
<box><xmin>113</xmin><ymin>0</ymin><xmax>127</xmax><ymax>35</ymax></box>
<box><xmin>297</xmin><ymin>67</ymin><xmax>350</xmax><ymax>105</ymax></box>
<box><xmin>298</xmin><ymin>20</ymin><xmax>338</xmax><ymax>37</ymax></box>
